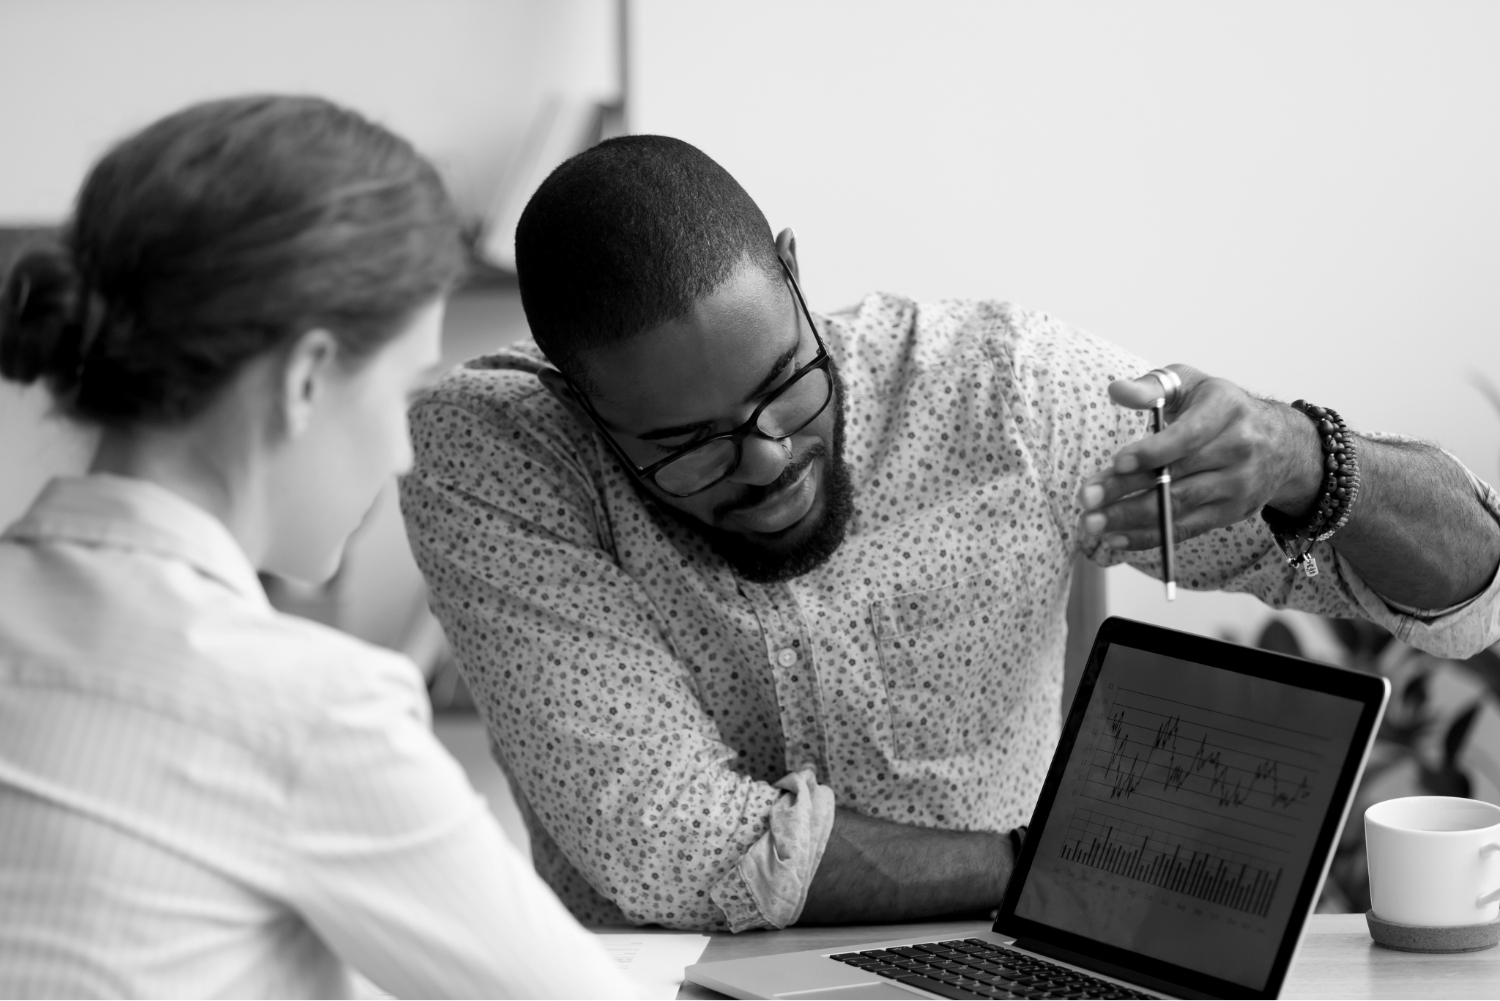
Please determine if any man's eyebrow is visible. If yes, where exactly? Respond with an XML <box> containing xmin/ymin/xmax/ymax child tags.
<box><xmin>635</xmin><ymin>342</ymin><xmax>801</xmax><ymax>442</ymax></box>
<box><xmin>637</xmin><ymin>419</ymin><xmax>717</xmax><ymax>442</ymax></box>
<box><xmin>743</xmin><ymin>343</ymin><xmax>801</xmax><ymax>403</ymax></box>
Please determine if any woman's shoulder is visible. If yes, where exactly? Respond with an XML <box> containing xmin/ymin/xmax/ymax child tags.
<box><xmin>217</xmin><ymin>607</ymin><xmax>431</xmax><ymax>728</ymax></box>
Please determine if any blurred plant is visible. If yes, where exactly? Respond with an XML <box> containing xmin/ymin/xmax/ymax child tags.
<box><xmin>1259</xmin><ymin>617</ymin><xmax>1500</xmax><ymax>913</ymax></box>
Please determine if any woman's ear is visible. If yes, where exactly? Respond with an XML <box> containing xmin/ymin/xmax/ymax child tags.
<box><xmin>277</xmin><ymin>328</ymin><xmax>339</xmax><ymax>439</ymax></box>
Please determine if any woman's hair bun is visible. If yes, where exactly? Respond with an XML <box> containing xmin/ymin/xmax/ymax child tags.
<box><xmin>2</xmin><ymin>96</ymin><xmax>465</xmax><ymax>427</ymax></box>
<box><xmin>0</xmin><ymin>245</ymin><xmax>88</xmax><ymax>395</ymax></box>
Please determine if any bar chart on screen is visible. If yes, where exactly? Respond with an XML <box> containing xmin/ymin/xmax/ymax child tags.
<box><xmin>1058</xmin><ymin>681</ymin><xmax>1330</xmax><ymax>921</ymax></box>
<box><xmin>1060</xmin><ymin>809</ymin><xmax>1283</xmax><ymax>918</ymax></box>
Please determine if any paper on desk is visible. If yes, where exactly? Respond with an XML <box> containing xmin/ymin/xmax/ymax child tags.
<box><xmin>600</xmin><ymin>932</ymin><xmax>711</xmax><ymax>1000</ymax></box>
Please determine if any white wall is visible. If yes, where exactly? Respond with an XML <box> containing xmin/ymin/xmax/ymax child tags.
<box><xmin>633</xmin><ymin>0</ymin><xmax>1500</xmax><ymax>644</ymax></box>
<box><xmin>0</xmin><ymin>0</ymin><xmax>617</xmax><ymax>221</ymax></box>
<box><xmin>0</xmin><ymin>0</ymin><xmax>617</xmax><ymax>530</ymax></box>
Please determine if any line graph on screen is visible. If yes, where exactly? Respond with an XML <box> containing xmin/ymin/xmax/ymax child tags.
<box><xmin>1058</xmin><ymin>684</ymin><xmax>1330</xmax><ymax>918</ymax></box>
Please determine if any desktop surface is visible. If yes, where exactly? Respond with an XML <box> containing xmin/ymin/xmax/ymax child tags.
<box><xmin>673</xmin><ymin>914</ymin><xmax>1500</xmax><ymax>999</ymax></box>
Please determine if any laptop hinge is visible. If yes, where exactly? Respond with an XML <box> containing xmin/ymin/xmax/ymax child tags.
<box><xmin>1011</xmin><ymin>938</ymin><xmax>1207</xmax><ymax>1000</ymax></box>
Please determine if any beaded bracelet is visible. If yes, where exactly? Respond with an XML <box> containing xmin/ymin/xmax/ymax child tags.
<box><xmin>1260</xmin><ymin>401</ymin><xmax>1361</xmax><ymax>578</ymax></box>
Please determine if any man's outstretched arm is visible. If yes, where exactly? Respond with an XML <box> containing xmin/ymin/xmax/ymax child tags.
<box><xmin>1079</xmin><ymin>367</ymin><xmax>1500</xmax><ymax>612</ymax></box>
<box><xmin>800</xmin><ymin>808</ymin><xmax>1017</xmax><ymax>925</ymax></box>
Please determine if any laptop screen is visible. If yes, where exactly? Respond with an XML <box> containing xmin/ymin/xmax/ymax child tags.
<box><xmin>1004</xmin><ymin>623</ymin><xmax>1383</xmax><ymax>997</ymax></box>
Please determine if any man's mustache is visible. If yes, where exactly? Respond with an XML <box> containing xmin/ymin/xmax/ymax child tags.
<box><xmin>713</xmin><ymin>440</ymin><xmax>827</xmax><ymax>520</ymax></box>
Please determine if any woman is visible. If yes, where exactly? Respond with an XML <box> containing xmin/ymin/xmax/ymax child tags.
<box><xmin>0</xmin><ymin>96</ymin><xmax>633</xmax><ymax>999</ymax></box>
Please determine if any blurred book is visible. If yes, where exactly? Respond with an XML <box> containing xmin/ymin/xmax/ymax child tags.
<box><xmin>479</xmin><ymin>95</ymin><xmax>625</xmax><ymax>271</ymax></box>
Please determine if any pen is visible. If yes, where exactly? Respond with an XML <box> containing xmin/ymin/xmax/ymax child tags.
<box><xmin>1152</xmin><ymin>399</ymin><xmax>1176</xmax><ymax>601</ymax></box>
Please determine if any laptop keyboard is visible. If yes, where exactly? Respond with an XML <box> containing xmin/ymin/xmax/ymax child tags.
<box><xmin>829</xmin><ymin>939</ymin><xmax>1153</xmax><ymax>999</ymax></box>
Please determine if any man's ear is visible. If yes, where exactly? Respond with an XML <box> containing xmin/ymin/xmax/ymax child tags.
<box><xmin>278</xmin><ymin>328</ymin><xmax>338</xmax><ymax>440</ymax></box>
<box><xmin>537</xmin><ymin>366</ymin><xmax>591</xmax><ymax>425</ymax></box>
<box><xmin>775</xmin><ymin>227</ymin><xmax>800</xmax><ymax>284</ymax></box>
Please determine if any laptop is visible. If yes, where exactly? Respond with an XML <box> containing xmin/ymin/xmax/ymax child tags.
<box><xmin>687</xmin><ymin>616</ymin><xmax>1389</xmax><ymax>999</ymax></box>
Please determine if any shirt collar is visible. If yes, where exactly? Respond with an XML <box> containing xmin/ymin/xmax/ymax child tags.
<box><xmin>3</xmin><ymin>474</ymin><xmax>270</xmax><ymax>608</ymax></box>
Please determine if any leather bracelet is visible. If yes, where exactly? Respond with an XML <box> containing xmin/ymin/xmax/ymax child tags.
<box><xmin>1261</xmin><ymin>401</ymin><xmax>1361</xmax><ymax>577</ymax></box>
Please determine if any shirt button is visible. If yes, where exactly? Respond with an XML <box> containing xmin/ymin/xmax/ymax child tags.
<box><xmin>776</xmin><ymin>648</ymin><xmax>799</xmax><ymax>668</ymax></box>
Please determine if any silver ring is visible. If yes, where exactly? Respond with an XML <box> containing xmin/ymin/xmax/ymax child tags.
<box><xmin>12</xmin><ymin>275</ymin><xmax>30</xmax><ymax>317</ymax></box>
<box><xmin>1146</xmin><ymin>367</ymin><xmax>1182</xmax><ymax>407</ymax></box>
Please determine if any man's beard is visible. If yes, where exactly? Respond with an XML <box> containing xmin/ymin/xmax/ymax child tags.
<box><xmin>655</xmin><ymin>362</ymin><xmax>855</xmax><ymax>584</ymax></box>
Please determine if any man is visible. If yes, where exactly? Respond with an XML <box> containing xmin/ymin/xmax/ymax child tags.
<box><xmin>400</xmin><ymin>136</ymin><xmax>1500</xmax><ymax>932</ymax></box>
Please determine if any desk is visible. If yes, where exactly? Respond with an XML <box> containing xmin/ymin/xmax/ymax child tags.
<box><xmin>674</xmin><ymin>914</ymin><xmax>1500</xmax><ymax>999</ymax></box>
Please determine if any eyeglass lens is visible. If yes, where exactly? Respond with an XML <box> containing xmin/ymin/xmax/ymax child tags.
<box><xmin>653</xmin><ymin>365</ymin><xmax>832</xmax><ymax>496</ymax></box>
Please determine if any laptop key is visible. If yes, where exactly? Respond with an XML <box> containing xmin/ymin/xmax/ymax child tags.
<box><xmin>893</xmin><ymin>974</ymin><xmax>987</xmax><ymax>999</ymax></box>
<box><xmin>919</xmin><ymin>945</ymin><xmax>970</xmax><ymax>959</ymax></box>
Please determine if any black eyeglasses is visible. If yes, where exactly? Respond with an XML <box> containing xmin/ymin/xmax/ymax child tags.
<box><xmin>567</xmin><ymin>263</ymin><xmax>833</xmax><ymax>498</ymax></box>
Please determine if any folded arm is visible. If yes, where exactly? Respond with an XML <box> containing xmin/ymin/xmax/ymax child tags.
<box><xmin>800</xmin><ymin>808</ymin><xmax>1016</xmax><ymax>924</ymax></box>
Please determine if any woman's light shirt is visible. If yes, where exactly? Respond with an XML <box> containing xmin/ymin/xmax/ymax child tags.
<box><xmin>0</xmin><ymin>474</ymin><xmax>633</xmax><ymax>999</ymax></box>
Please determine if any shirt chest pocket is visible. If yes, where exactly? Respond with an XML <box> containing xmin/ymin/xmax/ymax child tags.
<box><xmin>871</xmin><ymin>566</ymin><xmax>1021</xmax><ymax>761</ymax></box>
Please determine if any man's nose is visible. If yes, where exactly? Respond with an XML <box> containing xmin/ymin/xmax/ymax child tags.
<box><xmin>728</xmin><ymin>434</ymin><xmax>792</xmax><ymax>486</ymax></box>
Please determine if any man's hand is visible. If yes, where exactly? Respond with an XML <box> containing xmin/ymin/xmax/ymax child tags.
<box><xmin>1076</xmin><ymin>365</ymin><xmax>1323</xmax><ymax>551</ymax></box>
<box><xmin>1076</xmin><ymin>363</ymin><xmax>1500</xmax><ymax>613</ymax></box>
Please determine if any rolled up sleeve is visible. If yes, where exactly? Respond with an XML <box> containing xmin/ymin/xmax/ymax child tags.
<box><xmin>1334</xmin><ymin>458</ymin><xmax>1500</xmax><ymax>657</ymax></box>
<box><xmin>710</xmin><ymin>765</ymin><xmax>836</xmax><ymax>932</ymax></box>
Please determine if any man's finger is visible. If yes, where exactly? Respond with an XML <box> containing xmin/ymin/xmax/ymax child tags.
<box><xmin>1079</xmin><ymin>470</ymin><xmax>1241</xmax><ymax>541</ymax></box>
<box><xmin>1094</xmin><ymin>502</ymin><xmax>1240</xmax><ymax>551</ymax></box>
<box><xmin>1080</xmin><ymin>453</ymin><xmax>1213</xmax><ymax>511</ymax></box>
<box><xmin>1079</xmin><ymin>423</ymin><xmax>1242</xmax><ymax>510</ymax></box>
<box><xmin>1106</xmin><ymin>363</ymin><xmax>1201</xmax><ymax>413</ymax></box>
<box><xmin>1108</xmin><ymin>378</ymin><xmax>1243</xmax><ymax>475</ymax></box>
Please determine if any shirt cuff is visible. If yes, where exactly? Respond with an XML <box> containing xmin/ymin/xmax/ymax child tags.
<box><xmin>1336</xmin><ymin>459</ymin><xmax>1500</xmax><ymax>658</ymax></box>
<box><xmin>709</xmin><ymin>765</ymin><xmax>836</xmax><ymax>933</ymax></box>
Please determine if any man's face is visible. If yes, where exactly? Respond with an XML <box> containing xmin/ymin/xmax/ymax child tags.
<box><xmin>574</xmin><ymin>257</ymin><xmax>852</xmax><ymax>581</ymax></box>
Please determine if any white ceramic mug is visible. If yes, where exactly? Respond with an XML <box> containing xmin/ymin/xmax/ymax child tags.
<box><xmin>1365</xmin><ymin>796</ymin><xmax>1500</xmax><ymax>927</ymax></box>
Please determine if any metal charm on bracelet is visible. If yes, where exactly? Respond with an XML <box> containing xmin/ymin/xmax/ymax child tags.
<box><xmin>1261</xmin><ymin>400</ymin><xmax>1361</xmax><ymax>578</ymax></box>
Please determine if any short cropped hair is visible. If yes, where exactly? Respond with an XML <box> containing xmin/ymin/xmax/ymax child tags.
<box><xmin>0</xmin><ymin>95</ymin><xmax>465</xmax><ymax>427</ymax></box>
<box><xmin>514</xmin><ymin>135</ymin><xmax>781</xmax><ymax>385</ymax></box>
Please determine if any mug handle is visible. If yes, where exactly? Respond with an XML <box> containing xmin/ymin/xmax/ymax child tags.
<box><xmin>1479</xmin><ymin>842</ymin><xmax>1500</xmax><ymax>908</ymax></box>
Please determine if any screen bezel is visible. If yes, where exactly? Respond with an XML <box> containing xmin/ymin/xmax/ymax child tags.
<box><xmin>995</xmin><ymin>616</ymin><xmax>1389</xmax><ymax>1000</ymax></box>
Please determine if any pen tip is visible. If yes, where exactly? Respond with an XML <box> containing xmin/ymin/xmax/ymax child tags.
<box><xmin>1166</xmin><ymin>582</ymin><xmax>1177</xmax><ymax>602</ymax></box>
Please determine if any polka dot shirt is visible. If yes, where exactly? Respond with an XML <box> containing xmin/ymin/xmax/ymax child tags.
<box><xmin>400</xmin><ymin>293</ymin><xmax>1466</xmax><ymax>931</ymax></box>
